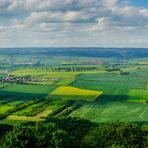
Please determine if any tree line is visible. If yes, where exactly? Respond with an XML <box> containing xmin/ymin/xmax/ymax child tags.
<box><xmin>0</xmin><ymin>117</ymin><xmax>147</xmax><ymax>148</ymax></box>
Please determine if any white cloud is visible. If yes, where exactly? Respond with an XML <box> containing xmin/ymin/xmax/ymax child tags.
<box><xmin>0</xmin><ymin>25</ymin><xmax>7</xmax><ymax>32</ymax></box>
<box><xmin>26</xmin><ymin>10</ymin><xmax>94</xmax><ymax>23</ymax></box>
<box><xmin>139</xmin><ymin>9</ymin><xmax>148</xmax><ymax>18</ymax></box>
<box><xmin>102</xmin><ymin>0</ymin><xmax>118</xmax><ymax>7</ymax></box>
<box><xmin>0</xmin><ymin>0</ymin><xmax>148</xmax><ymax>47</ymax></box>
<box><xmin>7</xmin><ymin>0</ymin><xmax>24</xmax><ymax>12</ymax></box>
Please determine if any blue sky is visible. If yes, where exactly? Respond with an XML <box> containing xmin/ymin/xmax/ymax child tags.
<box><xmin>0</xmin><ymin>0</ymin><xmax>148</xmax><ymax>47</ymax></box>
<box><xmin>129</xmin><ymin>0</ymin><xmax>148</xmax><ymax>7</ymax></box>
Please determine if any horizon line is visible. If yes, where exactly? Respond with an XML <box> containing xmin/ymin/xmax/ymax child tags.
<box><xmin>0</xmin><ymin>46</ymin><xmax>148</xmax><ymax>49</ymax></box>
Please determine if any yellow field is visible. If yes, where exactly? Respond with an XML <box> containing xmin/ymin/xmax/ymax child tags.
<box><xmin>50</xmin><ymin>86</ymin><xmax>103</xmax><ymax>101</ymax></box>
<box><xmin>11</xmin><ymin>69</ymin><xmax>80</xmax><ymax>78</ymax></box>
<box><xmin>0</xmin><ymin>105</ymin><xmax>14</xmax><ymax>114</ymax></box>
<box><xmin>6</xmin><ymin>115</ymin><xmax>44</xmax><ymax>122</ymax></box>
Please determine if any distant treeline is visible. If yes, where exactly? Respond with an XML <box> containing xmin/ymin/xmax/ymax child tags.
<box><xmin>0</xmin><ymin>117</ymin><xmax>147</xmax><ymax>148</ymax></box>
<box><xmin>1</xmin><ymin>47</ymin><xmax>148</xmax><ymax>58</ymax></box>
<box><xmin>51</xmin><ymin>66</ymin><xmax>101</xmax><ymax>72</ymax></box>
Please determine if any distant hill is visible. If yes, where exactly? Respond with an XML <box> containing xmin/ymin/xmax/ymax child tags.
<box><xmin>0</xmin><ymin>47</ymin><xmax>148</xmax><ymax>59</ymax></box>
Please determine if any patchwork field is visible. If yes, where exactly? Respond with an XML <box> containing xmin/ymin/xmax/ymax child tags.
<box><xmin>11</xmin><ymin>69</ymin><xmax>80</xmax><ymax>85</ymax></box>
<box><xmin>11</xmin><ymin>69</ymin><xmax>80</xmax><ymax>79</ymax></box>
<box><xmin>0</xmin><ymin>73</ymin><xmax>7</xmax><ymax>78</ymax></box>
<box><xmin>0</xmin><ymin>83</ymin><xmax>10</xmax><ymax>88</ymax></box>
<box><xmin>69</xmin><ymin>72</ymin><xmax>148</xmax><ymax>122</ymax></box>
<box><xmin>0</xmin><ymin>105</ymin><xmax>14</xmax><ymax>114</ymax></box>
<box><xmin>0</xmin><ymin>67</ymin><xmax>148</xmax><ymax>125</ymax></box>
<box><xmin>50</xmin><ymin>86</ymin><xmax>103</xmax><ymax>101</ymax></box>
<box><xmin>0</xmin><ymin>84</ymin><xmax>56</xmax><ymax>97</ymax></box>
<box><xmin>128</xmin><ymin>89</ymin><xmax>148</xmax><ymax>103</ymax></box>
<box><xmin>70</xmin><ymin>102</ymin><xmax>148</xmax><ymax>122</ymax></box>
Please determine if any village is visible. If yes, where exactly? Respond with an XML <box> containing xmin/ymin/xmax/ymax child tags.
<box><xmin>0</xmin><ymin>76</ymin><xmax>32</xmax><ymax>84</ymax></box>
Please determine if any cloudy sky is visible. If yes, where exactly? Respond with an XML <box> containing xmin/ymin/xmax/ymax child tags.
<box><xmin>0</xmin><ymin>0</ymin><xmax>148</xmax><ymax>47</ymax></box>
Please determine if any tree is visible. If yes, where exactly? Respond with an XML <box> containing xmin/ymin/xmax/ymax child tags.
<box><xmin>1</xmin><ymin>122</ymin><xmax>68</xmax><ymax>148</ymax></box>
<box><xmin>83</xmin><ymin>121</ymin><xmax>145</xmax><ymax>148</ymax></box>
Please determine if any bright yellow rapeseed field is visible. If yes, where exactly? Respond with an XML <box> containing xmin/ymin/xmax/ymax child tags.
<box><xmin>50</xmin><ymin>86</ymin><xmax>103</xmax><ymax>101</ymax></box>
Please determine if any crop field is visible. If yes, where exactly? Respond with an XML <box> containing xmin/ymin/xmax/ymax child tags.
<box><xmin>0</xmin><ymin>84</ymin><xmax>56</xmax><ymax>97</ymax></box>
<box><xmin>6</xmin><ymin>115</ymin><xmax>43</xmax><ymax>122</ymax></box>
<box><xmin>11</xmin><ymin>69</ymin><xmax>80</xmax><ymax>85</ymax></box>
<box><xmin>0</xmin><ymin>83</ymin><xmax>10</xmax><ymax>88</ymax></box>
<box><xmin>27</xmin><ymin>80</ymin><xmax>54</xmax><ymax>85</ymax></box>
<box><xmin>13</xmin><ymin>101</ymin><xmax>46</xmax><ymax>116</ymax></box>
<box><xmin>68</xmin><ymin>72</ymin><xmax>148</xmax><ymax>123</ymax></box>
<box><xmin>0</xmin><ymin>99</ymin><xmax>74</xmax><ymax>124</ymax></box>
<box><xmin>73</xmin><ymin>73</ymin><xmax>147</xmax><ymax>88</ymax></box>
<box><xmin>7</xmin><ymin>99</ymin><xmax>25</xmax><ymax>106</ymax></box>
<box><xmin>70</xmin><ymin>102</ymin><xmax>148</xmax><ymax>122</ymax></box>
<box><xmin>0</xmin><ymin>96</ymin><xmax>19</xmax><ymax>104</ymax></box>
<box><xmin>128</xmin><ymin>89</ymin><xmax>148</xmax><ymax>103</ymax></box>
<box><xmin>0</xmin><ymin>70</ymin><xmax>148</xmax><ymax>125</ymax></box>
<box><xmin>0</xmin><ymin>73</ymin><xmax>7</xmax><ymax>78</ymax></box>
<box><xmin>55</xmin><ymin>78</ymin><xmax>76</xmax><ymax>85</ymax></box>
<box><xmin>0</xmin><ymin>84</ymin><xmax>59</xmax><ymax>124</ymax></box>
<box><xmin>50</xmin><ymin>86</ymin><xmax>103</xmax><ymax>101</ymax></box>
<box><xmin>0</xmin><ymin>105</ymin><xmax>14</xmax><ymax>114</ymax></box>
<box><xmin>36</xmin><ymin>100</ymin><xmax>67</xmax><ymax>118</ymax></box>
<box><xmin>0</xmin><ymin>53</ymin><xmax>148</xmax><ymax>126</ymax></box>
<box><xmin>11</xmin><ymin>69</ymin><xmax>80</xmax><ymax>79</ymax></box>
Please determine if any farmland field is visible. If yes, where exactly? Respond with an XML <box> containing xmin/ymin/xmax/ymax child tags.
<box><xmin>128</xmin><ymin>89</ymin><xmax>148</xmax><ymax>103</ymax></box>
<box><xmin>0</xmin><ymin>105</ymin><xmax>14</xmax><ymax>114</ymax></box>
<box><xmin>0</xmin><ymin>68</ymin><xmax>148</xmax><ymax>125</ymax></box>
<box><xmin>50</xmin><ymin>86</ymin><xmax>103</xmax><ymax>101</ymax></box>
<box><xmin>70</xmin><ymin>102</ymin><xmax>148</xmax><ymax>122</ymax></box>
<box><xmin>0</xmin><ymin>48</ymin><xmax>148</xmax><ymax>128</ymax></box>
<box><xmin>11</xmin><ymin>69</ymin><xmax>80</xmax><ymax>80</ymax></box>
<box><xmin>1</xmin><ymin>0</ymin><xmax>148</xmax><ymax>145</ymax></box>
<box><xmin>0</xmin><ymin>84</ymin><xmax>56</xmax><ymax>97</ymax></box>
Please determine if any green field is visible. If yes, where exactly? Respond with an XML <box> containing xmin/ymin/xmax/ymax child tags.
<box><xmin>50</xmin><ymin>86</ymin><xmax>103</xmax><ymax>101</ymax></box>
<box><xmin>11</xmin><ymin>69</ymin><xmax>80</xmax><ymax>79</ymax></box>
<box><xmin>0</xmin><ymin>105</ymin><xmax>14</xmax><ymax>114</ymax></box>
<box><xmin>0</xmin><ymin>70</ymin><xmax>147</xmax><ymax>125</ymax></box>
<box><xmin>128</xmin><ymin>89</ymin><xmax>148</xmax><ymax>103</ymax></box>
<box><xmin>0</xmin><ymin>69</ymin><xmax>148</xmax><ymax>124</ymax></box>
<box><xmin>0</xmin><ymin>73</ymin><xmax>7</xmax><ymax>78</ymax></box>
<box><xmin>0</xmin><ymin>51</ymin><xmax>148</xmax><ymax>126</ymax></box>
<box><xmin>0</xmin><ymin>83</ymin><xmax>10</xmax><ymax>88</ymax></box>
<box><xmin>0</xmin><ymin>84</ymin><xmax>56</xmax><ymax>97</ymax></box>
<box><xmin>11</xmin><ymin>69</ymin><xmax>80</xmax><ymax>85</ymax></box>
<box><xmin>70</xmin><ymin>102</ymin><xmax>148</xmax><ymax>122</ymax></box>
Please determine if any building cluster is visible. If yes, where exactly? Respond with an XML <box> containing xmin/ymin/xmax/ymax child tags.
<box><xmin>0</xmin><ymin>77</ymin><xmax>31</xmax><ymax>83</ymax></box>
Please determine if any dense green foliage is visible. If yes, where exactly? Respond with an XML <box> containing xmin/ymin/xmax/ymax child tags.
<box><xmin>0</xmin><ymin>118</ymin><xmax>148</xmax><ymax>148</ymax></box>
<box><xmin>1</xmin><ymin>122</ymin><xmax>68</xmax><ymax>148</ymax></box>
<box><xmin>83</xmin><ymin>122</ymin><xmax>147</xmax><ymax>148</ymax></box>
<box><xmin>0</xmin><ymin>124</ymin><xmax>13</xmax><ymax>137</ymax></box>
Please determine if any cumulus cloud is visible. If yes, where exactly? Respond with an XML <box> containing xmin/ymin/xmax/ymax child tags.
<box><xmin>139</xmin><ymin>9</ymin><xmax>148</xmax><ymax>18</ymax></box>
<box><xmin>26</xmin><ymin>10</ymin><xmax>95</xmax><ymax>23</ymax></box>
<box><xmin>0</xmin><ymin>0</ymin><xmax>148</xmax><ymax>47</ymax></box>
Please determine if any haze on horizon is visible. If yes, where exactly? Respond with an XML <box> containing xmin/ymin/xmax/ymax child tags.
<box><xmin>0</xmin><ymin>0</ymin><xmax>148</xmax><ymax>48</ymax></box>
